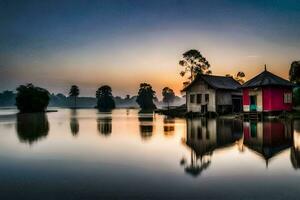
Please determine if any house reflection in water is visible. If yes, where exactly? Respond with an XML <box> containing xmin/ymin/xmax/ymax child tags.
<box><xmin>163</xmin><ymin>117</ymin><xmax>175</xmax><ymax>137</ymax></box>
<box><xmin>182</xmin><ymin>118</ymin><xmax>243</xmax><ymax>177</ymax></box>
<box><xmin>97</xmin><ymin>113</ymin><xmax>112</xmax><ymax>136</ymax></box>
<box><xmin>243</xmin><ymin>120</ymin><xmax>293</xmax><ymax>167</ymax></box>
<box><xmin>138</xmin><ymin>112</ymin><xmax>154</xmax><ymax>140</ymax></box>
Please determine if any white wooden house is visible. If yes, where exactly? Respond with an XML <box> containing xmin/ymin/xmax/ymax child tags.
<box><xmin>182</xmin><ymin>74</ymin><xmax>242</xmax><ymax>115</ymax></box>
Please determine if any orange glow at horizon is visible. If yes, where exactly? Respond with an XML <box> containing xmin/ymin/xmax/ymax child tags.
<box><xmin>3</xmin><ymin>29</ymin><xmax>297</xmax><ymax>98</ymax></box>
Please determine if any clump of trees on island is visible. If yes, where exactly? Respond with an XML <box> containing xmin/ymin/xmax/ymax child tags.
<box><xmin>96</xmin><ymin>85</ymin><xmax>115</xmax><ymax>111</ymax></box>
<box><xmin>162</xmin><ymin>87</ymin><xmax>175</xmax><ymax>109</ymax></box>
<box><xmin>15</xmin><ymin>84</ymin><xmax>50</xmax><ymax>113</ymax></box>
<box><xmin>136</xmin><ymin>83</ymin><xmax>157</xmax><ymax>111</ymax></box>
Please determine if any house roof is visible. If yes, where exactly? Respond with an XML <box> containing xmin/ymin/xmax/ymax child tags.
<box><xmin>182</xmin><ymin>74</ymin><xmax>241</xmax><ymax>91</ymax></box>
<box><xmin>242</xmin><ymin>70</ymin><xmax>294</xmax><ymax>88</ymax></box>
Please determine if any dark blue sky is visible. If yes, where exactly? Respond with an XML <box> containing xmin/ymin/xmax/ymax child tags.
<box><xmin>1</xmin><ymin>0</ymin><xmax>300</xmax><ymax>96</ymax></box>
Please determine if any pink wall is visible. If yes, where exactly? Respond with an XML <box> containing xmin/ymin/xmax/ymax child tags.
<box><xmin>243</xmin><ymin>87</ymin><xmax>292</xmax><ymax>111</ymax></box>
<box><xmin>262</xmin><ymin>87</ymin><xmax>292</xmax><ymax>111</ymax></box>
<box><xmin>243</xmin><ymin>88</ymin><xmax>250</xmax><ymax>105</ymax></box>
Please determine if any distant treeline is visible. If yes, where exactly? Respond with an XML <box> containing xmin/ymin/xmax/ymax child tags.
<box><xmin>0</xmin><ymin>91</ymin><xmax>15</xmax><ymax>107</ymax></box>
<box><xmin>0</xmin><ymin>91</ymin><xmax>184</xmax><ymax>108</ymax></box>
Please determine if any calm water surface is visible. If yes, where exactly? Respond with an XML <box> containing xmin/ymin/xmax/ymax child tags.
<box><xmin>0</xmin><ymin>108</ymin><xmax>300</xmax><ymax>200</ymax></box>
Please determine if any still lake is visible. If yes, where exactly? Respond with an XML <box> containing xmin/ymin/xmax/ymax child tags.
<box><xmin>0</xmin><ymin>108</ymin><xmax>300</xmax><ymax>200</ymax></box>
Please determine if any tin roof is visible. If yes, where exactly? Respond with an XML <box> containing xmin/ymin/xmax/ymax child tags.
<box><xmin>242</xmin><ymin>70</ymin><xmax>294</xmax><ymax>88</ymax></box>
<box><xmin>182</xmin><ymin>74</ymin><xmax>241</xmax><ymax>91</ymax></box>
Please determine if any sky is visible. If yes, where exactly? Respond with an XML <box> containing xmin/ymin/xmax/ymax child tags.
<box><xmin>0</xmin><ymin>0</ymin><xmax>300</xmax><ymax>98</ymax></box>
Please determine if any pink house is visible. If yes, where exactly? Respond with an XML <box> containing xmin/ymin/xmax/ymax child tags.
<box><xmin>242</xmin><ymin>69</ymin><xmax>294</xmax><ymax>113</ymax></box>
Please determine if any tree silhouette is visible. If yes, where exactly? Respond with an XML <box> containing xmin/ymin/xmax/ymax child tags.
<box><xmin>136</xmin><ymin>83</ymin><xmax>156</xmax><ymax>110</ymax></box>
<box><xmin>162</xmin><ymin>87</ymin><xmax>175</xmax><ymax>109</ymax></box>
<box><xmin>16</xmin><ymin>84</ymin><xmax>50</xmax><ymax>113</ymax></box>
<box><xmin>69</xmin><ymin>85</ymin><xmax>79</xmax><ymax>108</ymax></box>
<box><xmin>96</xmin><ymin>85</ymin><xmax>115</xmax><ymax>111</ymax></box>
<box><xmin>179</xmin><ymin>49</ymin><xmax>211</xmax><ymax>82</ymax></box>
<box><xmin>289</xmin><ymin>61</ymin><xmax>300</xmax><ymax>84</ymax></box>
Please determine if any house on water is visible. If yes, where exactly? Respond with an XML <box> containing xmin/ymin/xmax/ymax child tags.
<box><xmin>182</xmin><ymin>74</ymin><xmax>242</xmax><ymax>115</ymax></box>
<box><xmin>242</xmin><ymin>68</ymin><xmax>294</xmax><ymax>115</ymax></box>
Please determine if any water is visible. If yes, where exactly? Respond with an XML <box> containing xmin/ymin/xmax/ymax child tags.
<box><xmin>0</xmin><ymin>108</ymin><xmax>300</xmax><ymax>200</ymax></box>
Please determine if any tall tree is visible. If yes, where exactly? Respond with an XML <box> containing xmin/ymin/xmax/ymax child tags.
<box><xmin>16</xmin><ymin>84</ymin><xmax>50</xmax><ymax>113</ymax></box>
<box><xmin>289</xmin><ymin>61</ymin><xmax>300</xmax><ymax>84</ymax></box>
<box><xmin>162</xmin><ymin>87</ymin><xmax>175</xmax><ymax>109</ymax></box>
<box><xmin>96</xmin><ymin>85</ymin><xmax>115</xmax><ymax>111</ymax></box>
<box><xmin>179</xmin><ymin>49</ymin><xmax>211</xmax><ymax>82</ymax></box>
<box><xmin>69</xmin><ymin>85</ymin><xmax>79</xmax><ymax>108</ymax></box>
<box><xmin>136</xmin><ymin>83</ymin><xmax>156</xmax><ymax>110</ymax></box>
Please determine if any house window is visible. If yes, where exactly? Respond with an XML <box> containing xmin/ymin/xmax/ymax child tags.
<box><xmin>284</xmin><ymin>93</ymin><xmax>292</xmax><ymax>104</ymax></box>
<box><xmin>190</xmin><ymin>94</ymin><xmax>195</xmax><ymax>103</ymax></box>
<box><xmin>196</xmin><ymin>94</ymin><xmax>202</xmax><ymax>104</ymax></box>
<box><xmin>205</xmin><ymin>94</ymin><xmax>209</xmax><ymax>103</ymax></box>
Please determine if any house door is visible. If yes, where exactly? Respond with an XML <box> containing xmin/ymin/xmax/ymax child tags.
<box><xmin>232</xmin><ymin>98</ymin><xmax>242</xmax><ymax>113</ymax></box>
<box><xmin>250</xmin><ymin>95</ymin><xmax>257</xmax><ymax>111</ymax></box>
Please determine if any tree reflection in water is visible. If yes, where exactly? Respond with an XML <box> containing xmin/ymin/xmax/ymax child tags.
<box><xmin>70</xmin><ymin>109</ymin><xmax>79</xmax><ymax>136</ymax></box>
<box><xmin>163</xmin><ymin>116</ymin><xmax>175</xmax><ymax>137</ymax></box>
<box><xmin>97</xmin><ymin>112</ymin><xmax>112</xmax><ymax>136</ymax></box>
<box><xmin>16</xmin><ymin>113</ymin><xmax>49</xmax><ymax>144</ymax></box>
<box><xmin>138</xmin><ymin>111</ymin><xmax>154</xmax><ymax>140</ymax></box>
<box><xmin>181</xmin><ymin>118</ymin><xmax>243</xmax><ymax>177</ymax></box>
<box><xmin>291</xmin><ymin>120</ymin><xmax>300</xmax><ymax>169</ymax></box>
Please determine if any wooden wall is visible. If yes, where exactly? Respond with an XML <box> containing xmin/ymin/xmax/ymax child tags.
<box><xmin>186</xmin><ymin>80</ymin><xmax>216</xmax><ymax>112</ymax></box>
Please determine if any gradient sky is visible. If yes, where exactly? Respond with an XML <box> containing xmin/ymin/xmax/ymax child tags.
<box><xmin>1</xmin><ymin>0</ymin><xmax>300</xmax><ymax>97</ymax></box>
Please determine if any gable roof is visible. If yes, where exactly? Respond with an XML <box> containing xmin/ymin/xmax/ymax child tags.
<box><xmin>182</xmin><ymin>74</ymin><xmax>241</xmax><ymax>91</ymax></box>
<box><xmin>242</xmin><ymin>70</ymin><xmax>294</xmax><ymax>88</ymax></box>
